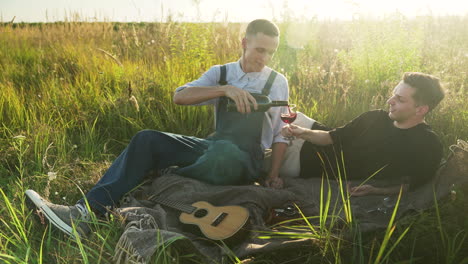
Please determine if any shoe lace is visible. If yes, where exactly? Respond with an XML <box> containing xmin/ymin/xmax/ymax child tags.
<box><xmin>75</xmin><ymin>203</ymin><xmax>91</xmax><ymax>221</ymax></box>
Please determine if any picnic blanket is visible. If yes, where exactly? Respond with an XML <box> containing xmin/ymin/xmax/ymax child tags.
<box><xmin>113</xmin><ymin>140</ymin><xmax>468</xmax><ymax>263</ymax></box>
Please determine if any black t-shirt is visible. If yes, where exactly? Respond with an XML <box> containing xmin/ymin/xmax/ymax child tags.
<box><xmin>300</xmin><ymin>110</ymin><xmax>443</xmax><ymax>190</ymax></box>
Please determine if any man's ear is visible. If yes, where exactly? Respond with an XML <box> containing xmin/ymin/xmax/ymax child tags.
<box><xmin>241</xmin><ymin>37</ymin><xmax>247</xmax><ymax>50</ymax></box>
<box><xmin>417</xmin><ymin>104</ymin><xmax>429</xmax><ymax>116</ymax></box>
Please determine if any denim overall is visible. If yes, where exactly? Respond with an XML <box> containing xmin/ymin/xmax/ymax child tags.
<box><xmin>176</xmin><ymin>65</ymin><xmax>277</xmax><ymax>185</ymax></box>
<box><xmin>175</xmin><ymin>65</ymin><xmax>278</xmax><ymax>184</ymax></box>
<box><xmin>82</xmin><ymin>65</ymin><xmax>277</xmax><ymax>214</ymax></box>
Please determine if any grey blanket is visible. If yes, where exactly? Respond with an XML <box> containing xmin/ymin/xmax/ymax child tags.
<box><xmin>113</xmin><ymin>140</ymin><xmax>468</xmax><ymax>263</ymax></box>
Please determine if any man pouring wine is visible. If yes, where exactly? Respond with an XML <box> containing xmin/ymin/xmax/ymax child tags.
<box><xmin>25</xmin><ymin>18</ymin><xmax>290</xmax><ymax>238</ymax></box>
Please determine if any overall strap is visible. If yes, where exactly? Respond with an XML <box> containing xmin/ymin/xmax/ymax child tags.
<box><xmin>215</xmin><ymin>64</ymin><xmax>228</xmax><ymax>129</ymax></box>
<box><xmin>219</xmin><ymin>65</ymin><xmax>228</xmax><ymax>85</ymax></box>
<box><xmin>261</xmin><ymin>70</ymin><xmax>278</xmax><ymax>95</ymax></box>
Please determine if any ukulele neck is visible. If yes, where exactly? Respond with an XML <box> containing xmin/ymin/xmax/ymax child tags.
<box><xmin>150</xmin><ymin>196</ymin><xmax>196</xmax><ymax>214</ymax></box>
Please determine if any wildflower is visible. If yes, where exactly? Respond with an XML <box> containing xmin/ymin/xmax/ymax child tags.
<box><xmin>55</xmin><ymin>191</ymin><xmax>58</xmax><ymax>195</ymax></box>
<box><xmin>62</xmin><ymin>196</ymin><xmax>66</xmax><ymax>201</ymax></box>
<box><xmin>48</xmin><ymin>172</ymin><xmax>57</xmax><ymax>181</ymax></box>
<box><xmin>450</xmin><ymin>184</ymin><xmax>456</xmax><ymax>201</ymax></box>
<box><xmin>451</xmin><ymin>189</ymin><xmax>457</xmax><ymax>201</ymax></box>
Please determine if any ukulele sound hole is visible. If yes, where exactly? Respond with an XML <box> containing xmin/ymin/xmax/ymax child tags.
<box><xmin>194</xmin><ymin>209</ymin><xmax>208</xmax><ymax>218</ymax></box>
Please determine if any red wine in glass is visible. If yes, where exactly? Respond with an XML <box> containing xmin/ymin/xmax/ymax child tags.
<box><xmin>282</xmin><ymin>104</ymin><xmax>297</xmax><ymax>141</ymax></box>
<box><xmin>281</xmin><ymin>113</ymin><xmax>297</xmax><ymax>124</ymax></box>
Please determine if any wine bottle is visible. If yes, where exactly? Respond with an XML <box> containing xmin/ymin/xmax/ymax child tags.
<box><xmin>225</xmin><ymin>93</ymin><xmax>289</xmax><ymax>112</ymax></box>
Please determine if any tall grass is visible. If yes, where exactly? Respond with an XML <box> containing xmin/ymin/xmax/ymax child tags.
<box><xmin>1</xmin><ymin>15</ymin><xmax>467</xmax><ymax>263</ymax></box>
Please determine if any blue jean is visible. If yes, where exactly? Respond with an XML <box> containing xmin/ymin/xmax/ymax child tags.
<box><xmin>79</xmin><ymin>130</ymin><xmax>209</xmax><ymax>214</ymax></box>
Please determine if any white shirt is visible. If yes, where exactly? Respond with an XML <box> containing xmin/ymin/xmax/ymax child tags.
<box><xmin>175</xmin><ymin>61</ymin><xmax>289</xmax><ymax>149</ymax></box>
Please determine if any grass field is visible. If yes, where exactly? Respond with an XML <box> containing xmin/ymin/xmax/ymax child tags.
<box><xmin>1</xmin><ymin>15</ymin><xmax>467</xmax><ymax>263</ymax></box>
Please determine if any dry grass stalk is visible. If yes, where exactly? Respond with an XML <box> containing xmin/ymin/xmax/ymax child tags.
<box><xmin>96</xmin><ymin>48</ymin><xmax>123</xmax><ymax>67</ymax></box>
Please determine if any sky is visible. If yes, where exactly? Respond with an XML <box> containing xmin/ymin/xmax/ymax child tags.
<box><xmin>1</xmin><ymin>0</ymin><xmax>467</xmax><ymax>23</ymax></box>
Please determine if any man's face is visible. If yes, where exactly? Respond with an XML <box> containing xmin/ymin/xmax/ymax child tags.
<box><xmin>386</xmin><ymin>81</ymin><xmax>421</xmax><ymax>123</ymax></box>
<box><xmin>241</xmin><ymin>32</ymin><xmax>279</xmax><ymax>73</ymax></box>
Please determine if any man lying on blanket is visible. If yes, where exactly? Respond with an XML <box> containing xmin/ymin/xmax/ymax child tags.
<box><xmin>269</xmin><ymin>72</ymin><xmax>444</xmax><ymax>196</ymax></box>
<box><xmin>269</xmin><ymin>72</ymin><xmax>445</xmax><ymax>197</ymax></box>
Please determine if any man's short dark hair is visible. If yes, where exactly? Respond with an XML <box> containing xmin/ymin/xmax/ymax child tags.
<box><xmin>403</xmin><ymin>72</ymin><xmax>445</xmax><ymax>111</ymax></box>
<box><xmin>246</xmin><ymin>19</ymin><xmax>280</xmax><ymax>38</ymax></box>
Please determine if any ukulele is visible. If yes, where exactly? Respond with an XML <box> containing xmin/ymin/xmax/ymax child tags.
<box><xmin>149</xmin><ymin>195</ymin><xmax>249</xmax><ymax>240</ymax></box>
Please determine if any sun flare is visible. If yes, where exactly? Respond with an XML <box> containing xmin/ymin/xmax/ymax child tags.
<box><xmin>1</xmin><ymin>0</ymin><xmax>467</xmax><ymax>22</ymax></box>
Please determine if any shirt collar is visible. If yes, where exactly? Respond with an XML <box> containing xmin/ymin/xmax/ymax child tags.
<box><xmin>235</xmin><ymin>60</ymin><xmax>269</xmax><ymax>78</ymax></box>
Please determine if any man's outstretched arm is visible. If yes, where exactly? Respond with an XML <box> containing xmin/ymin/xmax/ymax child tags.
<box><xmin>282</xmin><ymin>124</ymin><xmax>334</xmax><ymax>146</ymax></box>
<box><xmin>348</xmin><ymin>184</ymin><xmax>409</xmax><ymax>197</ymax></box>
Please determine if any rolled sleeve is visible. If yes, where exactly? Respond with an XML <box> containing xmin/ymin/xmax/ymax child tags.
<box><xmin>175</xmin><ymin>65</ymin><xmax>221</xmax><ymax>105</ymax></box>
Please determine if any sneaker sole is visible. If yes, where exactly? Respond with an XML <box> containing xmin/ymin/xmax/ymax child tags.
<box><xmin>25</xmin><ymin>189</ymin><xmax>75</xmax><ymax>237</ymax></box>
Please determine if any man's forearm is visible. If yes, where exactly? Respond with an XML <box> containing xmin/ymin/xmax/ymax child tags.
<box><xmin>349</xmin><ymin>183</ymin><xmax>409</xmax><ymax>196</ymax></box>
<box><xmin>268</xmin><ymin>142</ymin><xmax>288</xmax><ymax>177</ymax></box>
<box><xmin>264</xmin><ymin>142</ymin><xmax>288</xmax><ymax>189</ymax></box>
<box><xmin>173</xmin><ymin>86</ymin><xmax>226</xmax><ymax>105</ymax></box>
<box><xmin>297</xmin><ymin>129</ymin><xmax>333</xmax><ymax>146</ymax></box>
<box><xmin>374</xmin><ymin>184</ymin><xmax>409</xmax><ymax>195</ymax></box>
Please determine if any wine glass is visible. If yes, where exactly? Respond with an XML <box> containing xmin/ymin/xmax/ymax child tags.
<box><xmin>281</xmin><ymin>104</ymin><xmax>297</xmax><ymax>142</ymax></box>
